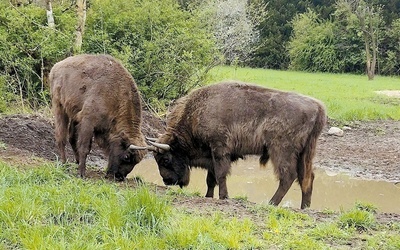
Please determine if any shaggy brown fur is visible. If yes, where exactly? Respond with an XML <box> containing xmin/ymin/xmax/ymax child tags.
<box><xmin>49</xmin><ymin>54</ymin><xmax>146</xmax><ymax>180</ymax></box>
<box><xmin>153</xmin><ymin>81</ymin><xmax>326</xmax><ymax>209</ymax></box>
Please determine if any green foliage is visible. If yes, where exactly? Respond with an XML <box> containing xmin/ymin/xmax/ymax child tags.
<box><xmin>0</xmin><ymin>76</ymin><xmax>13</xmax><ymax>113</ymax></box>
<box><xmin>338</xmin><ymin>207</ymin><xmax>376</xmax><ymax>231</ymax></box>
<box><xmin>165</xmin><ymin>186</ymin><xmax>202</xmax><ymax>197</ymax></box>
<box><xmin>84</xmin><ymin>0</ymin><xmax>219</xmax><ymax>111</ymax></box>
<box><xmin>354</xmin><ymin>201</ymin><xmax>378</xmax><ymax>214</ymax></box>
<box><xmin>0</xmin><ymin>0</ymin><xmax>219</xmax><ymax>113</ymax></box>
<box><xmin>381</xmin><ymin>18</ymin><xmax>400</xmax><ymax>75</ymax></box>
<box><xmin>249</xmin><ymin>0</ymin><xmax>311</xmax><ymax>69</ymax></box>
<box><xmin>289</xmin><ymin>9</ymin><xmax>341</xmax><ymax>72</ymax></box>
<box><xmin>0</xmin><ymin>2</ymin><xmax>76</xmax><ymax>109</ymax></box>
<box><xmin>288</xmin><ymin>8</ymin><xmax>365</xmax><ymax>73</ymax></box>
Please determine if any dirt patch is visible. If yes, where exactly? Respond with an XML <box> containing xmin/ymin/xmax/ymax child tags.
<box><xmin>0</xmin><ymin>110</ymin><xmax>165</xmax><ymax>173</ymax></box>
<box><xmin>0</xmin><ymin>112</ymin><xmax>399</xmax><ymax>225</ymax></box>
<box><xmin>375</xmin><ymin>90</ymin><xmax>400</xmax><ymax>98</ymax></box>
<box><xmin>316</xmin><ymin>119</ymin><xmax>400</xmax><ymax>182</ymax></box>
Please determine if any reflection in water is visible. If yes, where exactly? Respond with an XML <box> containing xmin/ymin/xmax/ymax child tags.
<box><xmin>130</xmin><ymin>157</ymin><xmax>400</xmax><ymax>213</ymax></box>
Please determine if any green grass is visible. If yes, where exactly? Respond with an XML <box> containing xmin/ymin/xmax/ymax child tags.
<box><xmin>1</xmin><ymin>160</ymin><xmax>399</xmax><ymax>249</ymax></box>
<box><xmin>0</xmin><ymin>161</ymin><xmax>260</xmax><ymax>249</ymax></box>
<box><xmin>209</xmin><ymin>66</ymin><xmax>400</xmax><ymax>122</ymax></box>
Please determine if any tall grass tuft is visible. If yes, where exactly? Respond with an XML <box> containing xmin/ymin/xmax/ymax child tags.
<box><xmin>338</xmin><ymin>205</ymin><xmax>376</xmax><ymax>231</ymax></box>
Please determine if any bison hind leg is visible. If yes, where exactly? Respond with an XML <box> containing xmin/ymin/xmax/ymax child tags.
<box><xmin>205</xmin><ymin>170</ymin><xmax>216</xmax><ymax>198</ymax></box>
<box><xmin>75</xmin><ymin>117</ymin><xmax>95</xmax><ymax>178</ymax></box>
<box><xmin>299</xmin><ymin>171</ymin><xmax>314</xmax><ymax>209</ymax></box>
<box><xmin>54</xmin><ymin>104</ymin><xmax>69</xmax><ymax>163</ymax></box>
<box><xmin>268</xmin><ymin>151</ymin><xmax>297</xmax><ymax>207</ymax></box>
<box><xmin>68</xmin><ymin>121</ymin><xmax>80</xmax><ymax>164</ymax></box>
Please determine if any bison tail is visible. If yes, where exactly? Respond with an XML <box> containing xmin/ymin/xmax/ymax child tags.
<box><xmin>298</xmin><ymin>104</ymin><xmax>326</xmax><ymax>194</ymax></box>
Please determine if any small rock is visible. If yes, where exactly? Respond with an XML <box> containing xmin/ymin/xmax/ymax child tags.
<box><xmin>342</xmin><ymin>126</ymin><xmax>352</xmax><ymax>131</ymax></box>
<box><xmin>328</xmin><ymin>127</ymin><xmax>344</xmax><ymax>137</ymax></box>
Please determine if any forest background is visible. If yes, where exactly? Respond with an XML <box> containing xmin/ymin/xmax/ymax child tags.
<box><xmin>1</xmin><ymin>0</ymin><xmax>400</xmax><ymax>113</ymax></box>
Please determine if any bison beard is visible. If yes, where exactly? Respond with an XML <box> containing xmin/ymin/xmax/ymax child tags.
<box><xmin>150</xmin><ymin>81</ymin><xmax>326</xmax><ymax>209</ymax></box>
<box><xmin>49</xmin><ymin>54</ymin><xmax>147</xmax><ymax>180</ymax></box>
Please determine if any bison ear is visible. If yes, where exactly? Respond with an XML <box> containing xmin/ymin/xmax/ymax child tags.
<box><xmin>119</xmin><ymin>131</ymin><xmax>128</xmax><ymax>139</ymax></box>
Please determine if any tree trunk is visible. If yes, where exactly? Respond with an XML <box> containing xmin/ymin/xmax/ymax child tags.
<box><xmin>369</xmin><ymin>20</ymin><xmax>378</xmax><ymax>80</ymax></box>
<box><xmin>45</xmin><ymin>0</ymin><xmax>55</xmax><ymax>28</ymax></box>
<box><xmin>364</xmin><ymin>32</ymin><xmax>375</xmax><ymax>80</ymax></box>
<box><xmin>74</xmin><ymin>0</ymin><xmax>87</xmax><ymax>54</ymax></box>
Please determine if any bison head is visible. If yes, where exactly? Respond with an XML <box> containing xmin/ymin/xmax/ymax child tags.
<box><xmin>106</xmin><ymin>140</ymin><xmax>147</xmax><ymax>181</ymax></box>
<box><xmin>148</xmin><ymin>140</ymin><xmax>190</xmax><ymax>187</ymax></box>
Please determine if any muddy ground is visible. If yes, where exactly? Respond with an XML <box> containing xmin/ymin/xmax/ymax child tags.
<box><xmin>0</xmin><ymin>111</ymin><xmax>399</xmax><ymax>227</ymax></box>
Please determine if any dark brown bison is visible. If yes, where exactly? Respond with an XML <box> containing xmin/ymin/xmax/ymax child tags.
<box><xmin>149</xmin><ymin>81</ymin><xmax>326</xmax><ymax>209</ymax></box>
<box><xmin>49</xmin><ymin>54</ymin><xmax>147</xmax><ymax>180</ymax></box>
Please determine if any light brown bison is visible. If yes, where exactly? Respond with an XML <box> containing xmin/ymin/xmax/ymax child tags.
<box><xmin>49</xmin><ymin>54</ymin><xmax>147</xmax><ymax>180</ymax></box>
<box><xmin>149</xmin><ymin>81</ymin><xmax>326</xmax><ymax>209</ymax></box>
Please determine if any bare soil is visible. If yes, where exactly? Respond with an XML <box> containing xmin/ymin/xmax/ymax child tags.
<box><xmin>0</xmin><ymin>111</ymin><xmax>399</xmax><ymax>227</ymax></box>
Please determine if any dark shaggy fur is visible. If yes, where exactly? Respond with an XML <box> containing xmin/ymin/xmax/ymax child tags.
<box><xmin>153</xmin><ymin>81</ymin><xmax>326</xmax><ymax>209</ymax></box>
<box><xmin>49</xmin><ymin>54</ymin><xmax>146</xmax><ymax>180</ymax></box>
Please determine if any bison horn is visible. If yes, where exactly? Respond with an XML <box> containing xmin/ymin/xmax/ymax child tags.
<box><xmin>128</xmin><ymin>145</ymin><xmax>148</xmax><ymax>151</ymax></box>
<box><xmin>145</xmin><ymin>137</ymin><xmax>158</xmax><ymax>142</ymax></box>
<box><xmin>148</xmin><ymin>141</ymin><xmax>171</xmax><ymax>151</ymax></box>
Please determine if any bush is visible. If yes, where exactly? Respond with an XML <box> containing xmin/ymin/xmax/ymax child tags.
<box><xmin>381</xmin><ymin>18</ymin><xmax>400</xmax><ymax>75</ymax></box>
<box><xmin>288</xmin><ymin>9</ymin><xmax>364</xmax><ymax>74</ymax></box>
<box><xmin>0</xmin><ymin>2</ymin><xmax>76</xmax><ymax>109</ymax></box>
<box><xmin>84</xmin><ymin>0</ymin><xmax>220</xmax><ymax>111</ymax></box>
<box><xmin>0</xmin><ymin>1</ymin><xmax>219</xmax><ymax>112</ymax></box>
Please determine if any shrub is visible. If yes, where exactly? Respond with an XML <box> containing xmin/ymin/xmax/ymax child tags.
<box><xmin>1</xmin><ymin>1</ymin><xmax>219</xmax><ymax>112</ymax></box>
<box><xmin>84</xmin><ymin>0</ymin><xmax>220</xmax><ymax>111</ymax></box>
<box><xmin>0</xmin><ymin>2</ymin><xmax>76</xmax><ymax>109</ymax></box>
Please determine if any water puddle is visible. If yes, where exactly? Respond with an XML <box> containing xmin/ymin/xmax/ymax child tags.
<box><xmin>130</xmin><ymin>157</ymin><xmax>400</xmax><ymax>213</ymax></box>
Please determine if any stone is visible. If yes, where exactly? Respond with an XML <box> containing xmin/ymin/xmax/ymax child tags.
<box><xmin>328</xmin><ymin>127</ymin><xmax>344</xmax><ymax>137</ymax></box>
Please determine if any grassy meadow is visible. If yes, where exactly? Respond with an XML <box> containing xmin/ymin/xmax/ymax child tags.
<box><xmin>209</xmin><ymin>66</ymin><xmax>400</xmax><ymax>122</ymax></box>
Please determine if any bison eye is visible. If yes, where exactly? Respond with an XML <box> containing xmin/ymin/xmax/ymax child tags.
<box><xmin>163</xmin><ymin>158</ymin><xmax>170</xmax><ymax>165</ymax></box>
<box><xmin>122</xmin><ymin>154</ymin><xmax>131</xmax><ymax>163</ymax></box>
